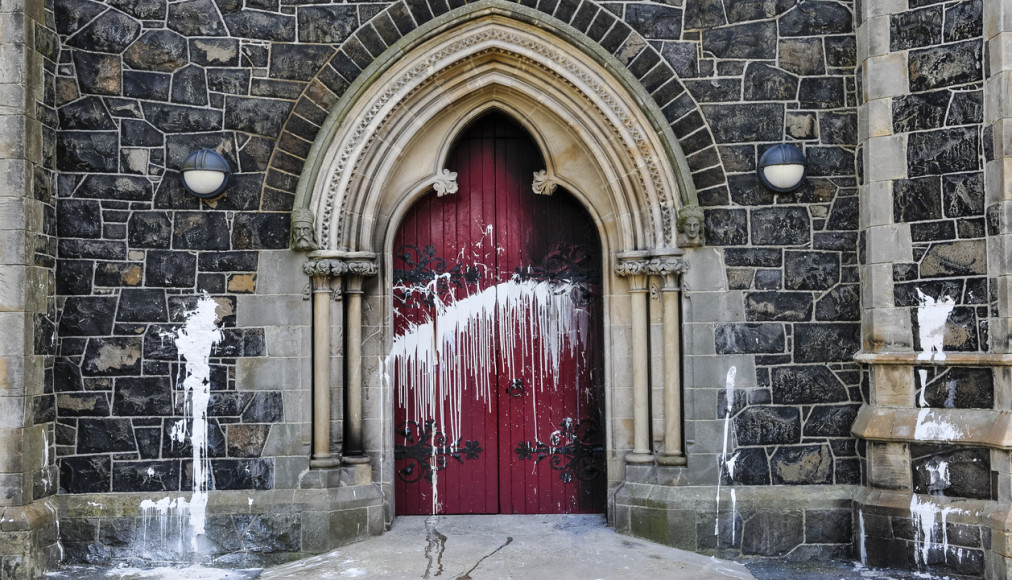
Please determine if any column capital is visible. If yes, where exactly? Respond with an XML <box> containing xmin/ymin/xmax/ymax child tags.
<box><xmin>304</xmin><ymin>258</ymin><xmax>349</xmax><ymax>278</ymax></box>
<box><xmin>614</xmin><ymin>259</ymin><xmax>650</xmax><ymax>277</ymax></box>
<box><xmin>646</xmin><ymin>256</ymin><xmax>689</xmax><ymax>290</ymax></box>
<box><xmin>615</xmin><ymin>251</ymin><xmax>650</xmax><ymax>284</ymax></box>
<box><xmin>346</xmin><ymin>259</ymin><xmax>379</xmax><ymax>278</ymax></box>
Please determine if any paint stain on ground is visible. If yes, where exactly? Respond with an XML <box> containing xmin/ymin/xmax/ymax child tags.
<box><xmin>423</xmin><ymin>516</ymin><xmax>448</xmax><ymax>578</ymax></box>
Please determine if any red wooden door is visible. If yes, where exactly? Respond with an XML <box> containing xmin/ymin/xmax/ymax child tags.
<box><xmin>392</xmin><ymin>113</ymin><xmax>604</xmax><ymax>515</ymax></box>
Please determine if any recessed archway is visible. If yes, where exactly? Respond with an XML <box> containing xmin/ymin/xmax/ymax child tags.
<box><xmin>295</xmin><ymin>6</ymin><xmax>696</xmax><ymax>518</ymax></box>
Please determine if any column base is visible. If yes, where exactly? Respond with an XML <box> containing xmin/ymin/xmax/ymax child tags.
<box><xmin>310</xmin><ymin>455</ymin><xmax>341</xmax><ymax>469</ymax></box>
<box><xmin>624</xmin><ymin>452</ymin><xmax>655</xmax><ymax>464</ymax></box>
<box><xmin>343</xmin><ymin>454</ymin><xmax>371</xmax><ymax>465</ymax></box>
<box><xmin>340</xmin><ymin>461</ymin><xmax>373</xmax><ymax>486</ymax></box>
<box><xmin>656</xmin><ymin>453</ymin><xmax>686</xmax><ymax>466</ymax></box>
<box><xmin>0</xmin><ymin>498</ymin><xmax>60</xmax><ymax>579</ymax></box>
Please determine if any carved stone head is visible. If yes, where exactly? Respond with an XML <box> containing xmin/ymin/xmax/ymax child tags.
<box><xmin>676</xmin><ymin>205</ymin><xmax>704</xmax><ymax>247</ymax></box>
<box><xmin>291</xmin><ymin>208</ymin><xmax>318</xmax><ymax>251</ymax></box>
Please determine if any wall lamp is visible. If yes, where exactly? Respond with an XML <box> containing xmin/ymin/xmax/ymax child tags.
<box><xmin>181</xmin><ymin>149</ymin><xmax>231</xmax><ymax>198</ymax></box>
<box><xmin>758</xmin><ymin>143</ymin><xmax>807</xmax><ymax>193</ymax></box>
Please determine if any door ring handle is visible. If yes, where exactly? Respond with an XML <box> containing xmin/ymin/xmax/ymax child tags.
<box><xmin>507</xmin><ymin>378</ymin><xmax>524</xmax><ymax>397</ymax></box>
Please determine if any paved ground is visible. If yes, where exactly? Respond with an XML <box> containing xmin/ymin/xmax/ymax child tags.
<box><xmin>259</xmin><ymin>515</ymin><xmax>754</xmax><ymax>580</ymax></box>
<box><xmin>46</xmin><ymin>515</ymin><xmax>943</xmax><ymax>579</ymax></box>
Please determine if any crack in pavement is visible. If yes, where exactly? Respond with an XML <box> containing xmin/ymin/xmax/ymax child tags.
<box><xmin>454</xmin><ymin>536</ymin><xmax>513</xmax><ymax>580</ymax></box>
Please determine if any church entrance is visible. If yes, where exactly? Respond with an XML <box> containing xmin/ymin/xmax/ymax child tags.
<box><xmin>391</xmin><ymin>112</ymin><xmax>606</xmax><ymax>515</ymax></box>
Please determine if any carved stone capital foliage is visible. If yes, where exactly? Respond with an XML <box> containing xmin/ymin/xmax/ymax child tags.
<box><xmin>346</xmin><ymin>260</ymin><xmax>379</xmax><ymax>277</ymax></box>
<box><xmin>614</xmin><ymin>260</ymin><xmax>650</xmax><ymax>277</ymax></box>
<box><xmin>646</xmin><ymin>257</ymin><xmax>689</xmax><ymax>277</ymax></box>
<box><xmin>433</xmin><ymin>169</ymin><xmax>458</xmax><ymax>197</ymax></box>
<box><xmin>304</xmin><ymin>259</ymin><xmax>350</xmax><ymax>278</ymax></box>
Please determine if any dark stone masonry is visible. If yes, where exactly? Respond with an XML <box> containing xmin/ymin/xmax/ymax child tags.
<box><xmin>0</xmin><ymin>0</ymin><xmax>1009</xmax><ymax>577</ymax></box>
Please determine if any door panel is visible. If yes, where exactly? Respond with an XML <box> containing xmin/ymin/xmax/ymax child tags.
<box><xmin>392</xmin><ymin>112</ymin><xmax>604</xmax><ymax>515</ymax></box>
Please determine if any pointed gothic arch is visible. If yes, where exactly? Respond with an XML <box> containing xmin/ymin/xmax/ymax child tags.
<box><xmin>297</xmin><ymin>3</ymin><xmax>696</xmax><ymax>503</ymax></box>
<box><xmin>294</xmin><ymin>4</ymin><xmax>697</xmax><ymax>254</ymax></box>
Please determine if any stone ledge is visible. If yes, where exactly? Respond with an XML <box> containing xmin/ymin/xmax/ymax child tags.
<box><xmin>615</xmin><ymin>482</ymin><xmax>861</xmax><ymax>510</ymax></box>
<box><xmin>852</xmin><ymin>404</ymin><xmax>1012</xmax><ymax>448</ymax></box>
<box><xmin>856</xmin><ymin>351</ymin><xmax>1012</xmax><ymax>366</ymax></box>
<box><xmin>54</xmin><ymin>486</ymin><xmax>384</xmax><ymax>519</ymax></box>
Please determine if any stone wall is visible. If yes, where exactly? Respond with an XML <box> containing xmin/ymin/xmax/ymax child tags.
<box><xmin>850</xmin><ymin>0</ymin><xmax>1009</xmax><ymax>577</ymax></box>
<box><xmin>617</xmin><ymin>0</ymin><xmax>863</xmax><ymax>563</ymax></box>
<box><xmin>38</xmin><ymin>0</ymin><xmax>1008</xmax><ymax>575</ymax></box>
<box><xmin>45</xmin><ymin>0</ymin><xmax>874</xmax><ymax>568</ymax></box>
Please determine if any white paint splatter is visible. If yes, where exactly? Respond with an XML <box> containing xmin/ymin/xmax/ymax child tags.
<box><xmin>729</xmin><ymin>489</ymin><xmax>737</xmax><ymax>545</ymax></box>
<box><xmin>169</xmin><ymin>419</ymin><xmax>188</xmax><ymax>443</ymax></box>
<box><xmin>41</xmin><ymin>428</ymin><xmax>51</xmax><ymax>493</ymax></box>
<box><xmin>913</xmin><ymin>290</ymin><xmax>962</xmax><ymax>442</ymax></box>
<box><xmin>715</xmin><ymin>366</ymin><xmax>736</xmax><ymax>538</ymax></box>
<box><xmin>725</xmin><ymin>452</ymin><xmax>739</xmax><ymax>481</ymax></box>
<box><xmin>390</xmin><ymin>277</ymin><xmax>591</xmax><ymax>448</ymax></box>
<box><xmin>138</xmin><ymin>295</ymin><xmax>222</xmax><ymax>554</ymax></box>
<box><xmin>915</xmin><ymin>289</ymin><xmax>955</xmax><ymax>362</ymax></box>
<box><xmin>923</xmin><ymin>459</ymin><xmax>950</xmax><ymax>494</ymax></box>
<box><xmin>46</xmin><ymin>500</ymin><xmax>63</xmax><ymax>562</ymax></box>
<box><xmin>175</xmin><ymin>295</ymin><xmax>223</xmax><ymax>549</ymax></box>
<box><xmin>910</xmin><ymin>494</ymin><xmax>963</xmax><ymax>567</ymax></box>
<box><xmin>858</xmin><ymin>509</ymin><xmax>867</xmax><ymax>565</ymax></box>
<box><xmin>97</xmin><ymin>565</ymin><xmax>250</xmax><ymax>579</ymax></box>
<box><xmin>943</xmin><ymin>379</ymin><xmax>957</xmax><ymax>409</ymax></box>
<box><xmin>914</xmin><ymin>408</ymin><xmax>963</xmax><ymax>441</ymax></box>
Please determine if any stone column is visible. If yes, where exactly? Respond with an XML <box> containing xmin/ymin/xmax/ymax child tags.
<box><xmin>343</xmin><ymin>259</ymin><xmax>378</xmax><ymax>461</ymax></box>
<box><xmin>305</xmin><ymin>260</ymin><xmax>345</xmax><ymax>468</ymax></box>
<box><xmin>0</xmin><ymin>0</ymin><xmax>60</xmax><ymax>570</ymax></box>
<box><xmin>986</xmin><ymin>3</ymin><xmax>1012</xmax><ymax>363</ymax></box>
<box><xmin>617</xmin><ymin>252</ymin><xmax>653</xmax><ymax>463</ymax></box>
<box><xmin>649</xmin><ymin>253</ymin><xmax>688</xmax><ymax>466</ymax></box>
<box><xmin>984</xmin><ymin>7</ymin><xmax>1012</xmax><ymax>575</ymax></box>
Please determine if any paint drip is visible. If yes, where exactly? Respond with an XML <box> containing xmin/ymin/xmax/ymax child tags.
<box><xmin>914</xmin><ymin>290</ymin><xmax>960</xmax><ymax>441</ymax></box>
<box><xmin>910</xmin><ymin>494</ymin><xmax>963</xmax><ymax>567</ymax></box>
<box><xmin>858</xmin><ymin>509</ymin><xmax>867</xmax><ymax>565</ymax></box>
<box><xmin>390</xmin><ymin>277</ymin><xmax>591</xmax><ymax>449</ymax></box>
<box><xmin>915</xmin><ymin>289</ymin><xmax>954</xmax><ymax>362</ymax></box>
<box><xmin>139</xmin><ymin>295</ymin><xmax>222</xmax><ymax>554</ymax></box>
<box><xmin>715</xmin><ymin>366</ymin><xmax>736</xmax><ymax>539</ymax></box>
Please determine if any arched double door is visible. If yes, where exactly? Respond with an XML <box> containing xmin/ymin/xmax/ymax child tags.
<box><xmin>391</xmin><ymin>112</ymin><xmax>605</xmax><ymax>514</ymax></box>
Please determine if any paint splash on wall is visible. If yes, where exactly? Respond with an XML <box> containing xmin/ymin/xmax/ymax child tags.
<box><xmin>857</xmin><ymin>509</ymin><xmax>866</xmax><ymax>565</ymax></box>
<box><xmin>909</xmin><ymin>289</ymin><xmax>972</xmax><ymax>572</ymax></box>
<box><xmin>714</xmin><ymin>366</ymin><xmax>736</xmax><ymax>538</ymax></box>
<box><xmin>914</xmin><ymin>408</ymin><xmax>963</xmax><ymax>441</ymax></box>
<box><xmin>915</xmin><ymin>289</ymin><xmax>954</xmax><ymax>362</ymax></box>
<box><xmin>910</xmin><ymin>493</ymin><xmax>964</xmax><ymax>567</ymax></box>
<box><xmin>913</xmin><ymin>290</ymin><xmax>961</xmax><ymax>440</ymax></box>
<box><xmin>139</xmin><ymin>295</ymin><xmax>222</xmax><ymax>553</ymax></box>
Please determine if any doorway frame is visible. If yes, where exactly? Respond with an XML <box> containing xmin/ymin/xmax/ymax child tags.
<box><xmin>293</xmin><ymin>3</ymin><xmax>697</xmax><ymax>523</ymax></box>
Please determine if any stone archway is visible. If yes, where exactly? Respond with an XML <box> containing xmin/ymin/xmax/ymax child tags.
<box><xmin>294</xmin><ymin>6</ymin><xmax>697</xmax><ymax>513</ymax></box>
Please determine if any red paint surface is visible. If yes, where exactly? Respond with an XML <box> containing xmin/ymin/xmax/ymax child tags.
<box><xmin>392</xmin><ymin>113</ymin><xmax>604</xmax><ymax>515</ymax></box>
